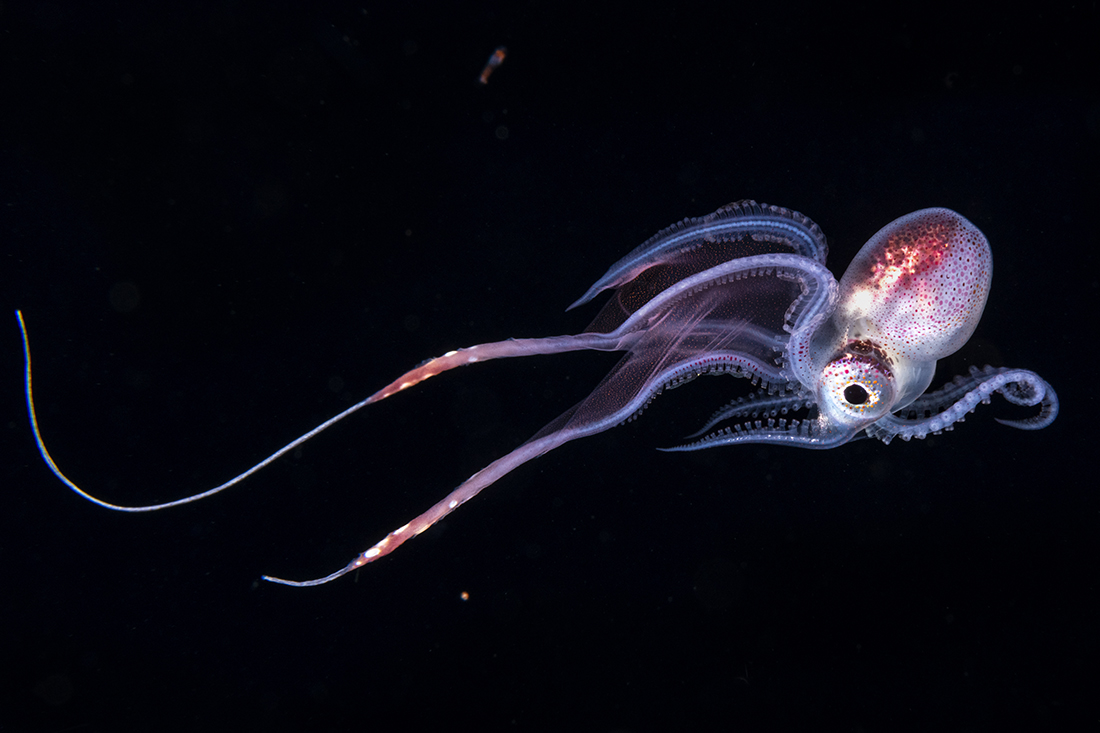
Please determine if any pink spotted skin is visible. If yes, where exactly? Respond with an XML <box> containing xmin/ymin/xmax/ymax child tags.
<box><xmin>837</xmin><ymin>208</ymin><xmax>992</xmax><ymax>363</ymax></box>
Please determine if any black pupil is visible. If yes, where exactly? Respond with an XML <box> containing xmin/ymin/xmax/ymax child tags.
<box><xmin>844</xmin><ymin>384</ymin><xmax>869</xmax><ymax>405</ymax></box>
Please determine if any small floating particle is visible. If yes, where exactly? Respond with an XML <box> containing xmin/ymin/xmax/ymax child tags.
<box><xmin>479</xmin><ymin>46</ymin><xmax>507</xmax><ymax>85</ymax></box>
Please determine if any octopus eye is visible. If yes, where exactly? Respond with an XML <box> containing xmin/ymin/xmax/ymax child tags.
<box><xmin>843</xmin><ymin>384</ymin><xmax>869</xmax><ymax>405</ymax></box>
<box><xmin>818</xmin><ymin>352</ymin><xmax>896</xmax><ymax>426</ymax></box>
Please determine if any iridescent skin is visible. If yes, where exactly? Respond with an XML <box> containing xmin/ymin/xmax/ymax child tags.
<box><xmin>17</xmin><ymin>201</ymin><xmax>1058</xmax><ymax>586</ymax></box>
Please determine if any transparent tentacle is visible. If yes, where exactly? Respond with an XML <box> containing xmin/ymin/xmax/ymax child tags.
<box><xmin>865</xmin><ymin>365</ymin><xmax>1058</xmax><ymax>444</ymax></box>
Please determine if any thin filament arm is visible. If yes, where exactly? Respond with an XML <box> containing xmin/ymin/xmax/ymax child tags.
<box><xmin>18</xmin><ymin>310</ymin><xmax>390</xmax><ymax>512</ymax></box>
<box><xmin>262</xmin><ymin>414</ymin><xmax>581</xmax><ymax>586</ymax></box>
<box><xmin>16</xmin><ymin>310</ymin><xmax>620</xmax><ymax>512</ymax></box>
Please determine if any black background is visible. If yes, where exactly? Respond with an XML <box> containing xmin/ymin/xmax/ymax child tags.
<box><xmin>1</xmin><ymin>2</ymin><xmax>1096</xmax><ymax>731</ymax></box>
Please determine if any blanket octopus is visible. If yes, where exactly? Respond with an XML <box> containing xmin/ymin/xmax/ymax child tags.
<box><xmin>17</xmin><ymin>201</ymin><xmax>1058</xmax><ymax>586</ymax></box>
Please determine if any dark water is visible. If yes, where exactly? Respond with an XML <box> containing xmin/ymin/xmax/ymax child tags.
<box><xmin>1</xmin><ymin>3</ymin><xmax>1094</xmax><ymax>730</ymax></box>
